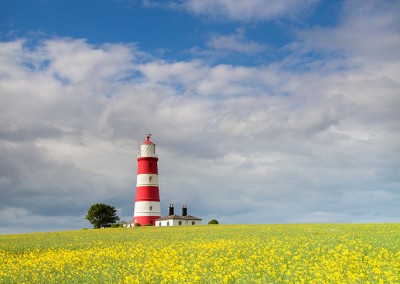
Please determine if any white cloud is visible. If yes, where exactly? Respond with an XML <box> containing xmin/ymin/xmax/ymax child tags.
<box><xmin>44</xmin><ymin>38</ymin><xmax>136</xmax><ymax>83</ymax></box>
<box><xmin>206</xmin><ymin>29</ymin><xmax>267</xmax><ymax>54</ymax></box>
<box><xmin>179</xmin><ymin>0</ymin><xmax>319</xmax><ymax>22</ymax></box>
<box><xmin>297</xmin><ymin>0</ymin><xmax>400</xmax><ymax>67</ymax></box>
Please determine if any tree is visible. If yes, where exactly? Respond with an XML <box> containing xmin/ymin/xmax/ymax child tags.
<box><xmin>86</xmin><ymin>203</ymin><xmax>119</xmax><ymax>229</ymax></box>
<box><xmin>208</xmin><ymin>219</ymin><xmax>219</xmax><ymax>225</ymax></box>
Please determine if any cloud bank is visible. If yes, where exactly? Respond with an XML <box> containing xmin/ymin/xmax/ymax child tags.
<box><xmin>0</xmin><ymin>0</ymin><xmax>399</xmax><ymax>233</ymax></box>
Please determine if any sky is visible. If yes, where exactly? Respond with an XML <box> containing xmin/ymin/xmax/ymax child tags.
<box><xmin>0</xmin><ymin>0</ymin><xmax>399</xmax><ymax>234</ymax></box>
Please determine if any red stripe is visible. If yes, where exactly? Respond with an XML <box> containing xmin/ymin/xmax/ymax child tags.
<box><xmin>137</xmin><ymin>157</ymin><xmax>158</xmax><ymax>174</ymax></box>
<box><xmin>135</xmin><ymin>186</ymin><xmax>160</xmax><ymax>201</ymax></box>
<box><xmin>134</xmin><ymin>215</ymin><xmax>160</xmax><ymax>226</ymax></box>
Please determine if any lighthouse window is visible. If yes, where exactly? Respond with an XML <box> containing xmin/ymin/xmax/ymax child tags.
<box><xmin>149</xmin><ymin>176</ymin><xmax>152</xmax><ymax>181</ymax></box>
<box><xmin>149</xmin><ymin>206</ymin><xmax>153</xmax><ymax>211</ymax></box>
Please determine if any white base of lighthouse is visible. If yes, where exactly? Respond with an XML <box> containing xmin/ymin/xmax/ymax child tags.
<box><xmin>133</xmin><ymin>201</ymin><xmax>161</xmax><ymax>224</ymax></box>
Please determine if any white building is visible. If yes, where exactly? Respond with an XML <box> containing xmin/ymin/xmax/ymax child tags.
<box><xmin>155</xmin><ymin>204</ymin><xmax>202</xmax><ymax>226</ymax></box>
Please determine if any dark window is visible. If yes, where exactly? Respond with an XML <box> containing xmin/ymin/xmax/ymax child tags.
<box><xmin>149</xmin><ymin>206</ymin><xmax>152</xmax><ymax>211</ymax></box>
<box><xmin>179</xmin><ymin>221</ymin><xmax>182</xmax><ymax>225</ymax></box>
<box><xmin>192</xmin><ymin>221</ymin><xmax>195</xmax><ymax>225</ymax></box>
<box><xmin>167</xmin><ymin>221</ymin><xmax>169</xmax><ymax>226</ymax></box>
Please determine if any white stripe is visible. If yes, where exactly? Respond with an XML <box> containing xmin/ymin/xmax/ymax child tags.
<box><xmin>134</xmin><ymin>201</ymin><xmax>160</xmax><ymax>216</ymax></box>
<box><xmin>136</xmin><ymin>174</ymin><xmax>159</xmax><ymax>186</ymax></box>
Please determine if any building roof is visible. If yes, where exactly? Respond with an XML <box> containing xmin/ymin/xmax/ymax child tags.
<box><xmin>156</xmin><ymin>214</ymin><xmax>202</xmax><ymax>221</ymax></box>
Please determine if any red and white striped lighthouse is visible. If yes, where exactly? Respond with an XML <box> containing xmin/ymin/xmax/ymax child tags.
<box><xmin>133</xmin><ymin>134</ymin><xmax>161</xmax><ymax>226</ymax></box>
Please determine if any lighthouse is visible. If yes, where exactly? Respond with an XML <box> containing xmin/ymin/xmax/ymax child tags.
<box><xmin>133</xmin><ymin>134</ymin><xmax>161</xmax><ymax>226</ymax></box>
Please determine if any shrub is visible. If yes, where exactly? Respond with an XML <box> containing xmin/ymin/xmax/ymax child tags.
<box><xmin>111</xmin><ymin>224</ymin><xmax>124</xmax><ymax>228</ymax></box>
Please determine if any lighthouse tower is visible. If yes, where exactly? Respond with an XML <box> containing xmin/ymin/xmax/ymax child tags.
<box><xmin>133</xmin><ymin>134</ymin><xmax>161</xmax><ymax>226</ymax></box>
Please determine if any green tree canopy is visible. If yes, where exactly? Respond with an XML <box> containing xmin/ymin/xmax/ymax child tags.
<box><xmin>208</xmin><ymin>219</ymin><xmax>219</xmax><ymax>224</ymax></box>
<box><xmin>85</xmin><ymin>203</ymin><xmax>119</xmax><ymax>229</ymax></box>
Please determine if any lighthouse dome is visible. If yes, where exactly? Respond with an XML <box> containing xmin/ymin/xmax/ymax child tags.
<box><xmin>139</xmin><ymin>134</ymin><xmax>156</xmax><ymax>157</ymax></box>
<box><xmin>143</xmin><ymin>135</ymin><xmax>154</xmax><ymax>145</ymax></box>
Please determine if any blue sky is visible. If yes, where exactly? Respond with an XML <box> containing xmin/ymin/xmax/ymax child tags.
<box><xmin>2</xmin><ymin>0</ymin><xmax>340</xmax><ymax>64</ymax></box>
<box><xmin>1</xmin><ymin>0</ymin><xmax>399</xmax><ymax>234</ymax></box>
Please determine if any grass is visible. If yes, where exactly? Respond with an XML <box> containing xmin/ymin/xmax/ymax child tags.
<box><xmin>1</xmin><ymin>223</ymin><xmax>399</xmax><ymax>283</ymax></box>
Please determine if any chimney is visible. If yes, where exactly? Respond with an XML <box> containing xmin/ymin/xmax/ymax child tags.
<box><xmin>182</xmin><ymin>205</ymin><xmax>187</xmax><ymax>216</ymax></box>
<box><xmin>168</xmin><ymin>204</ymin><xmax>174</xmax><ymax>215</ymax></box>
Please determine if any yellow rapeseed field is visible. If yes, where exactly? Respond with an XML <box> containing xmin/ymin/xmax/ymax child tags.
<box><xmin>0</xmin><ymin>224</ymin><xmax>399</xmax><ymax>283</ymax></box>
